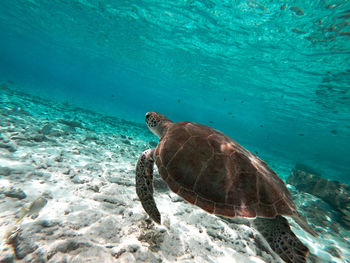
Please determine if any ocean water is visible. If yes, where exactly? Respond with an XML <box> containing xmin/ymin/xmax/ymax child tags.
<box><xmin>0</xmin><ymin>0</ymin><xmax>350</xmax><ymax>262</ymax></box>
<box><xmin>1</xmin><ymin>0</ymin><xmax>349</xmax><ymax>183</ymax></box>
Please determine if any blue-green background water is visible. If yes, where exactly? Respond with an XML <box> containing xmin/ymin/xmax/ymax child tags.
<box><xmin>0</xmin><ymin>0</ymin><xmax>349</xmax><ymax>183</ymax></box>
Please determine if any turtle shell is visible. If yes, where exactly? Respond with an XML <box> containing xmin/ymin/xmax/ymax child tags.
<box><xmin>155</xmin><ymin>121</ymin><xmax>298</xmax><ymax>218</ymax></box>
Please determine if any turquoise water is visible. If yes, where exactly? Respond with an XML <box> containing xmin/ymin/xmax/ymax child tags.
<box><xmin>0</xmin><ymin>0</ymin><xmax>349</xmax><ymax>183</ymax></box>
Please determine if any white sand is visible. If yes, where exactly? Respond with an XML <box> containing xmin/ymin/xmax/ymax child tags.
<box><xmin>0</xmin><ymin>87</ymin><xmax>349</xmax><ymax>262</ymax></box>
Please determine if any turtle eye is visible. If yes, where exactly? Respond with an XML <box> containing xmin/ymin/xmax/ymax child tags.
<box><xmin>145</xmin><ymin>113</ymin><xmax>151</xmax><ymax>119</ymax></box>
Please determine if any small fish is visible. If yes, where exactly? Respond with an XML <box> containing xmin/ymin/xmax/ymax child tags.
<box><xmin>298</xmin><ymin>133</ymin><xmax>304</xmax><ymax>136</ymax></box>
<box><xmin>290</xmin><ymin>6</ymin><xmax>304</xmax><ymax>16</ymax></box>
<box><xmin>292</xmin><ymin>28</ymin><xmax>306</xmax><ymax>34</ymax></box>
<box><xmin>16</xmin><ymin>197</ymin><xmax>48</xmax><ymax>223</ymax></box>
<box><xmin>340</xmin><ymin>32</ymin><xmax>350</xmax><ymax>37</ymax></box>
<box><xmin>326</xmin><ymin>4</ymin><xmax>337</xmax><ymax>9</ymax></box>
<box><xmin>331</xmin><ymin>129</ymin><xmax>337</xmax><ymax>134</ymax></box>
<box><xmin>337</xmin><ymin>13</ymin><xmax>350</xmax><ymax>19</ymax></box>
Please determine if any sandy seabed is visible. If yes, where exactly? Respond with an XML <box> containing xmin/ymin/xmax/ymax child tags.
<box><xmin>0</xmin><ymin>86</ymin><xmax>349</xmax><ymax>263</ymax></box>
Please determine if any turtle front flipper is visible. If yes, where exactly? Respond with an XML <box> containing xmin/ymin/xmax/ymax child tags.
<box><xmin>253</xmin><ymin>215</ymin><xmax>309</xmax><ymax>263</ymax></box>
<box><xmin>136</xmin><ymin>148</ymin><xmax>161</xmax><ymax>224</ymax></box>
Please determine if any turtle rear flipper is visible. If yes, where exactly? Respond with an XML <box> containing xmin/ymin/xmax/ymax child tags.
<box><xmin>253</xmin><ymin>215</ymin><xmax>309</xmax><ymax>263</ymax></box>
<box><xmin>136</xmin><ymin>148</ymin><xmax>161</xmax><ymax>224</ymax></box>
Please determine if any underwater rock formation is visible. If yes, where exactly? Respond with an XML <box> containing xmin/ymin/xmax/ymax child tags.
<box><xmin>287</xmin><ymin>167</ymin><xmax>350</xmax><ymax>228</ymax></box>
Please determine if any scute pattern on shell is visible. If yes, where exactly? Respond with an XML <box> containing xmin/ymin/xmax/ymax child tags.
<box><xmin>155</xmin><ymin>121</ymin><xmax>297</xmax><ymax>218</ymax></box>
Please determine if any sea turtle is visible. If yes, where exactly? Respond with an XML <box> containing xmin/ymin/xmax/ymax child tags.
<box><xmin>136</xmin><ymin>112</ymin><xmax>317</xmax><ymax>262</ymax></box>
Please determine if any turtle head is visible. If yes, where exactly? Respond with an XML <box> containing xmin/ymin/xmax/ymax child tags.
<box><xmin>145</xmin><ymin>112</ymin><xmax>173</xmax><ymax>138</ymax></box>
